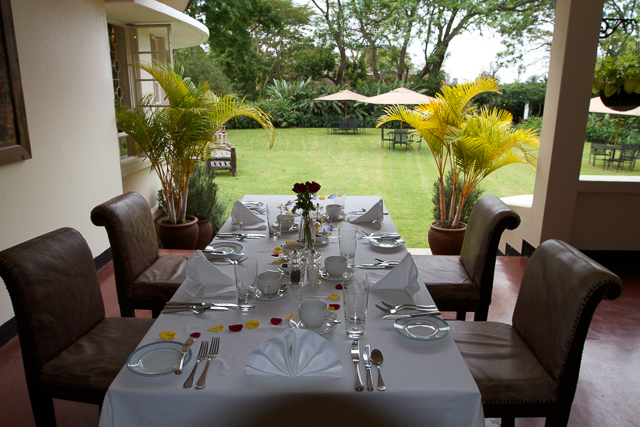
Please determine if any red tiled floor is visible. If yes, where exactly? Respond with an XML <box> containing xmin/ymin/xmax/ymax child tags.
<box><xmin>0</xmin><ymin>256</ymin><xmax>638</xmax><ymax>426</ymax></box>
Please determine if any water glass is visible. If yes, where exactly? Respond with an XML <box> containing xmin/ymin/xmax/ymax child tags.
<box><xmin>343</xmin><ymin>278</ymin><xmax>369</xmax><ymax>338</ymax></box>
<box><xmin>306</xmin><ymin>250</ymin><xmax>322</xmax><ymax>287</ymax></box>
<box><xmin>266</xmin><ymin>205</ymin><xmax>281</xmax><ymax>239</ymax></box>
<box><xmin>234</xmin><ymin>258</ymin><xmax>259</xmax><ymax>312</ymax></box>
<box><xmin>333</xmin><ymin>186</ymin><xmax>347</xmax><ymax>209</ymax></box>
<box><xmin>339</xmin><ymin>224</ymin><xmax>358</xmax><ymax>267</ymax></box>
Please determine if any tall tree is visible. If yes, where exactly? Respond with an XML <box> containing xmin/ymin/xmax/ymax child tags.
<box><xmin>310</xmin><ymin>0</ymin><xmax>354</xmax><ymax>84</ymax></box>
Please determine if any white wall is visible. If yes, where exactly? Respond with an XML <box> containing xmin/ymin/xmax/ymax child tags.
<box><xmin>0</xmin><ymin>0</ymin><xmax>124</xmax><ymax>325</ymax></box>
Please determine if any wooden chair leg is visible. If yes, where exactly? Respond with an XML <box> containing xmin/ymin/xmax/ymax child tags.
<box><xmin>151</xmin><ymin>308</ymin><xmax>161</xmax><ymax>318</ymax></box>
<box><xmin>29</xmin><ymin>392</ymin><xmax>56</xmax><ymax>427</ymax></box>
<box><xmin>501</xmin><ymin>417</ymin><xmax>515</xmax><ymax>427</ymax></box>
<box><xmin>456</xmin><ymin>311</ymin><xmax>467</xmax><ymax>320</ymax></box>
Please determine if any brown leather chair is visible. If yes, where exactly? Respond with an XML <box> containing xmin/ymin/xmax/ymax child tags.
<box><xmin>450</xmin><ymin>239</ymin><xmax>622</xmax><ymax>427</ymax></box>
<box><xmin>91</xmin><ymin>192</ymin><xmax>188</xmax><ymax>317</ymax></box>
<box><xmin>414</xmin><ymin>194</ymin><xmax>521</xmax><ymax>320</ymax></box>
<box><xmin>0</xmin><ymin>228</ymin><xmax>154</xmax><ymax>427</ymax></box>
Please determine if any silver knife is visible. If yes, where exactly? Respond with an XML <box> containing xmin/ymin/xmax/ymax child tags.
<box><xmin>174</xmin><ymin>338</ymin><xmax>195</xmax><ymax>374</ymax></box>
<box><xmin>364</xmin><ymin>345</ymin><xmax>374</xmax><ymax>391</ymax></box>
<box><xmin>383</xmin><ymin>311</ymin><xmax>442</xmax><ymax>320</ymax></box>
<box><xmin>166</xmin><ymin>301</ymin><xmax>238</xmax><ymax>309</ymax></box>
<box><xmin>357</xmin><ymin>264</ymin><xmax>395</xmax><ymax>269</ymax></box>
<box><xmin>350</xmin><ymin>340</ymin><xmax>365</xmax><ymax>391</ymax></box>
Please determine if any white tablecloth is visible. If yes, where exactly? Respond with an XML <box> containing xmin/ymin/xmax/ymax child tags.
<box><xmin>99</xmin><ymin>196</ymin><xmax>484</xmax><ymax>427</ymax></box>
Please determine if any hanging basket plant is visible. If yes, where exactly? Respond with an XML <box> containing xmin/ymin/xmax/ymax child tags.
<box><xmin>594</xmin><ymin>56</ymin><xmax>640</xmax><ymax>112</ymax></box>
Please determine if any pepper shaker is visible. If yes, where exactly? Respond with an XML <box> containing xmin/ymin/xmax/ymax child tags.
<box><xmin>289</xmin><ymin>249</ymin><xmax>303</xmax><ymax>289</ymax></box>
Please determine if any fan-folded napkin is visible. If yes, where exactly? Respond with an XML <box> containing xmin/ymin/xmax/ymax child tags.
<box><xmin>367</xmin><ymin>253</ymin><xmax>420</xmax><ymax>300</ymax></box>
<box><xmin>231</xmin><ymin>201</ymin><xmax>266</xmax><ymax>230</ymax></box>
<box><xmin>246</xmin><ymin>329</ymin><xmax>342</xmax><ymax>377</ymax></box>
<box><xmin>349</xmin><ymin>199</ymin><xmax>383</xmax><ymax>228</ymax></box>
<box><xmin>184</xmin><ymin>251</ymin><xmax>236</xmax><ymax>299</ymax></box>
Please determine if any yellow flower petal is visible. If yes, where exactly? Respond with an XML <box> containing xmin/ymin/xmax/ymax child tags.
<box><xmin>285</xmin><ymin>313</ymin><xmax>296</xmax><ymax>320</ymax></box>
<box><xmin>337</xmin><ymin>193</ymin><xmax>343</xmax><ymax>197</ymax></box>
<box><xmin>245</xmin><ymin>320</ymin><xmax>260</xmax><ymax>329</ymax></box>
<box><xmin>319</xmin><ymin>196</ymin><xmax>326</xmax><ymax>200</ymax></box>
<box><xmin>328</xmin><ymin>294</ymin><xmax>341</xmax><ymax>300</ymax></box>
<box><xmin>334</xmin><ymin>222</ymin><xmax>338</xmax><ymax>226</ymax></box>
<box><xmin>286</xmin><ymin>211</ymin><xmax>293</xmax><ymax>214</ymax></box>
<box><xmin>322</xmin><ymin>218</ymin><xmax>327</xmax><ymax>222</ymax></box>
<box><xmin>208</xmin><ymin>325</ymin><xmax>224</xmax><ymax>333</ymax></box>
<box><xmin>328</xmin><ymin>307</ymin><xmax>336</xmax><ymax>312</ymax></box>
<box><xmin>273</xmin><ymin>259</ymin><xmax>284</xmax><ymax>264</ymax></box>
<box><xmin>274</xmin><ymin>247</ymin><xmax>284</xmax><ymax>253</ymax></box>
<box><xmin>159</xmin><ymin>331</ymin><xmax>176</xmax><ymax>341</ymax></box>
<box><xmin>285</xmin><ymin>241</ymin><xmax>297</xmax><ymax>244</ymax></box>
<box><xmin>328</xmin><ymin>231</ymin><xmax>332</xmax><ymax>235</ymax></box>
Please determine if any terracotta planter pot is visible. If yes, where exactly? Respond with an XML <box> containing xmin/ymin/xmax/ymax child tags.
<box><xmin>427</xmin><ymin>221</ymin><xmax>467</xmax><ymax>255</ymax></box>
<box><xmin>195</xmin><ymin>217</ymin><xmax>213</xmax><ymax>250</ymax></box>
<box><xmin>599</xmin><ymin>91</ymin><xmax>640</xmax><ymax>112</ymax></box>
<box><xmin>157</xmin><ymin>215</ymin><xmax>199</xmax><ymax>250</ymax></box>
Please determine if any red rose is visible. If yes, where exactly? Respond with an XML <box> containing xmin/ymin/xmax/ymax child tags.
<box><xmin>292</xmin><ymin>183</ymin><xmax>306</xmax><ymax>194</ymax></box>
<box><xmin>329</xmin><ymin>304</ymin><xmax>340</xmax><ymax>310</ymax></box>
<box><xmin>189</xmin><ymin>332</ymin><xmax>201</xmax><ymax>338</ymax></box>
<box><xmin>270</xmin><ymin>318</ymin><xmax>283</xmax><ymax>325</ymax></box>
<box><xmin>335</xmin><ymin>284</ymin><xmax>343</xmax><ymax>290</ymax></box>
<box><xmin>308</xmin><ymin>181</ymin><xmax>321</xmax><ymax>193</ymax></box>
<box><xmin>229</xmin><ymin>324</ymin><xmax>243</xmax><ymax>332</ymax></box>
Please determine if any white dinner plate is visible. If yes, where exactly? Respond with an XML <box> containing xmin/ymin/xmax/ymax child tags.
<box><xmin>256</xmin><ymin>285</ymin><xmax>290</xmax><ymax>301</ymax></box>
<box><xmin>319</xmin><ymin>266</ymin><xmax>355</xmax><ymax>281</ymax></box>
<box><xmin>393</xmin><ymin>317</ymin><xmax>450</xmax><ymax>341</ymax></box>
<box><xmin>368</xmin><ymin>236</ymin><xmax>405</xmax><ymax>248</ymax></box>
<box><xmin>289</xmin><ymin>311</ymin><xmax>338</xmax><ymax>335</ymax></box>
<box><xmin>127</xmin><ymin>341</ymin><xmax>193</xmax><ymax>376</ymax></box>
<box><xmin>203</xmin><ymin>242</ymin><xmax>243</xmax><ymax>260</ymax></box>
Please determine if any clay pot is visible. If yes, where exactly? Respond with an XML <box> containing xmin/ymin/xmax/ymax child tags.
<box><xmin>599</xmin><ymin>91</ymin><xmax>640</xmax><ymax>112</ymax></box>
<box><xmin>195</xmin><ymin>217</ymin><xmax>213</xmax><ymax>250</ymax></box>
<box><xmin>427</xmin><ymin>221</ymin><xmax>467</xmax><ymax>255</ymax></box>
<box><xmin>157</xmin><ymin>215</ymin><xmax>199</xmax><ymax>250</ymax></box>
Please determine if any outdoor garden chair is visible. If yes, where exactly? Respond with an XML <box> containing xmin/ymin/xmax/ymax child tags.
<box><xmin>0</xmin><ymin>228</ymin><xmax>154</xmax><ymax>427</ymax></box>
<box><xmin>91</xmin><ymin>192</ymin><xmax>188</xmax><ymax>317</ymax></box>
<box><xmin>413</xmin><ymin>195</ymin><xmax>521</xmax><ymax>321</ymax></box>
<box><xmin>589</xmin><ymin>138</ymin><xmax>611</xmax><ymax>166</ymax></box>
<box><xmin>450</xmin><ymin>239</ymin><xmax>622</xmax><ymax>426</ymax></box>
<box><xmin>380</xmin><ymin>127</ymin><xmax>394</xmax><ymax>148</ymax></box>
<box><xmin>605</xmin><ymin>144</ymin><xmax>639</xmax><ymax>171</ymax></box>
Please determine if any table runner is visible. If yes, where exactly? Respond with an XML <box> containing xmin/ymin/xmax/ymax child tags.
<box><xmin>99</xmin><ymin>196</ymin><xmax>484</xmax><ymax>427</ymax></box>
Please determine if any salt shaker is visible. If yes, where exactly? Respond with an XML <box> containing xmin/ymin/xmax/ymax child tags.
<box><xmin>289</xmin><ymin>249</ymin><xmax>303</xmax><ymax>288</ymax></box>
<box><xmin>306</xmin><ymin>249</ymin><xmax>322</xmax><ymax>287</ymax></box>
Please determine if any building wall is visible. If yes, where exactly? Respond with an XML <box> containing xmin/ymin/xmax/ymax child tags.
<box><xmin>0</xmin><ymin>0</ymin><xmax>124</xmax><ymax>325</ymax></box>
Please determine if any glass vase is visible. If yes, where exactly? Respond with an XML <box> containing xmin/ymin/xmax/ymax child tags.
<box><xmin>299</xmin><ymin>211</ymin><xmax>315</xmax><ymax>252</ymax></box>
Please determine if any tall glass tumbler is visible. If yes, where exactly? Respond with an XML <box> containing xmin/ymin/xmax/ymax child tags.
<box><xmin>333</xmin><ymin>186</ymin><xmax>347</xmax><ymax>209</ymax></box>
<box><xmin>234</xmin><ymin>258</ymin><xmax>259</xmax><ymax>312</ymax></box>
<box><xmin>339</xmin><ymin>224</ymin><xmax>358</xmax><ymax>268</ymax></box>
<box><xmin>343</xmin><ymin>278</ymin><xmax>370</xmax><ymax>338</ymax></box>
<box><xmin>266</xmin><ymin>204</ymin><xmax>281</xmax><ymax>239</ymax></box>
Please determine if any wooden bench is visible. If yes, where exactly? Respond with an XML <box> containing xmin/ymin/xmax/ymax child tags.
<box><xmin>205</xmin><ymin>127</ymin><xmax>236</xmax><ymax>176</ymax></box>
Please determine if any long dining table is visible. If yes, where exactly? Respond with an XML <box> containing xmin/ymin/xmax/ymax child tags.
<box><xmin>99</xmin><ymin>195</ymin><xmax>484</xmax><ymax>427</ymax></box>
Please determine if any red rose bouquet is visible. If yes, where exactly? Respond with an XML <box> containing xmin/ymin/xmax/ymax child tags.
<box><xmin>292</xmin><ymin>181</ymin><xmax>321</xmax><ymax>213</ymax></box>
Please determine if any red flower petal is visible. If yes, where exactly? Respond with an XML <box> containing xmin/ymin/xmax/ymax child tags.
<box><xmin>271</xmin><ymin>318</ymin><xmax>283</xmax><ymax>325</ymax></box>
<box><xmin>229</xmin><ymin>324</ymin><xmax>243</xmax><ymax>332</ymax></box>
<box><xmin>329</xmin><ymin>304</ymin><xmax>340</xmax><ymax>310</ymax></box>
<box><xmin>335</xmin><ymin>284</ymin><xmax>343</xmax><ymax>290</ymax></box>
<box><xmin>189</xmin><ymin>332</ymin><xmax>201</xmax><ymax>338</ymax></box>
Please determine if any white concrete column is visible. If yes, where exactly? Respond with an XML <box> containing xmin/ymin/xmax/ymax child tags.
<box><xmin>529</xmin><ymin>0</ymin><xmax>605</xmax><ymax>246</ymax></box>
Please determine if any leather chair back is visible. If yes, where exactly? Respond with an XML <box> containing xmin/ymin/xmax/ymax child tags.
<box><xmin>91</xmin><ymin>192</ymin><xmax>159</xmax><ymax>298</ymax></box>
<box><xmin>0</xmin><ymin>228</ymin><xmax>105</xmax><ymax>375</ymax></box>
<box><xmin>513</xmin><ymin>239</ymin><xmax>622</xmax><ymax>386</ymax></box>
<box><xmin>460</xmin><ymin>194</ymin><xmax>521</xmax><ymax>288</ymax></box>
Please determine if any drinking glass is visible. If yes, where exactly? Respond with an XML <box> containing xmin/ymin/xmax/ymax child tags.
<box><xmin>333</xmin><ymin>186</ymin><xmax>347</xmax><ymax>209</ymax></box>
<box><xmin>234</xmin><ymin>258</ymin><xmax>259</xmax><ymax>312</ymax></box>
<box><xmin>338</xmin><ymin>224</ymin><xmax>358</xmax><ymax>267</ymax></box>
<box><xmin>266</xmin><ymin>204</ymin><xmax>281</xmax><ymax>239</ymax></box>
<box><xmin>343</xmin><ymin>278</ymin><xmax>369</xmax><ymax>338</ymax></box>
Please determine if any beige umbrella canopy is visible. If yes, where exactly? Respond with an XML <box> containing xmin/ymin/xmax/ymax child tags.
<box><xmin>589</xmin><ymin>97</ymin><xmax>640</xmax><ymax>146</ymax></box>
<box><xmin>314</xmin><ymin>89</ymin><xmax>369</xmax><ymax>120</ymax></box>
<box><xmin>366</xmin><ymin>87</ymin><xmax>435</xmax><ymax>105</ymax></box>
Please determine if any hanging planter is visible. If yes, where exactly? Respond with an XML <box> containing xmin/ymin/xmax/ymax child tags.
<box><xmin>599</xmin><ymin>90</ymin><xmax>640</xmax><ymax>111</ymax></box>
<box><xmin>593</xmin><ymin>56</ymin><xmax>640</xmax><ymax>112</ymax></box>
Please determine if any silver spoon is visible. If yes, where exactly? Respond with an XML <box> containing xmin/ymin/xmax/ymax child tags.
<box><xmin>162</xmin><ymin>307</ymin><xmax>210</xmax><ymax>314</ymax></box>
<box><xmin>267</xmin><ymin>284</ymin><xmax>289</xmax><ymax>299</ymax></box>
<box><xmin>371</xmin><ymin>349</ymin><xmax>386</xmax><ymax>391</ymax></box>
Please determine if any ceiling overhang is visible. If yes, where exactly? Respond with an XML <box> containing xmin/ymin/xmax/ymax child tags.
<box><xmin>106</xmin><ymin>0</ymin><xmax>209</xmax><ymax>49</ymax></box>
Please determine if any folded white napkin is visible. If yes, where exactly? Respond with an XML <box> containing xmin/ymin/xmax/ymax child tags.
<box><xmin>184</xmin><ymin>251</ymin><xmax>236</xmax><ymax>299</ymax></box>
<box><xmin>231</xmin><ymin>201</ymin><xmax>267</xmax><ymax>230</ymax></box>
<box><xmin>349</xmin><ymin>199</ymin><xmax>383</xmax><ymax>228</ymax></box>
<box><xmin>246</xmin><ymin>329</ymin><xmax>343</xmax><ymax>378</ymax></box>
<box><xmin>367</xmin><ymin>253</ymin><xmax>420</xmax><ymax>299</ymax></box>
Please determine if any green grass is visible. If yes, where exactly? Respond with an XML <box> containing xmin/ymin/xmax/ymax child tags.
<box><xmin>579</xmin><ymin>143</ymin><xmax>640</xmax><ymax>175</ymax></box>
<box><xmin>212</xmin><ymin>127</ymin><xmax>540</xmax><ymax>248</ymax></box>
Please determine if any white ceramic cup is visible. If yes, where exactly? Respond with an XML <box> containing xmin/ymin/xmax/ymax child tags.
<box><xmin>256</xmin><ymin>271</ymin><xmax>282</xmax><ymax>296</ymax></box>
<box><xmin>325</xmin><ymin>255</ymin><xmax>348</xmax><ymax>277</ymax></box>
<box><xmin>298</xmin><ymin>300</ymin><xmax>329</xmax><ymax>329</ymax></box>
<box><xmin>278</xmin><ymin>214</ymin><xmax>295</xmax><ymax>231</ymax></box>
<box><xmin>325</xmin><ymin>204</ymin><xmax>342</xmax><ymax>218</ymax></box>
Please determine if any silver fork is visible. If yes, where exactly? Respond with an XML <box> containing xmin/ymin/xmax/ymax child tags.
<box><xmin>184</xmin><ymin>341</ymin><xmax>208</xmax><ymax>388</ymax></box>
<box><xmin>373</xmin><ymin>258</ymin><xmax>400</xmax><ymax>265</ymax></box>
<box><xmin>380</xmin><ymin>300</ymin><xmax>437</xmax><ymax>310</ymax></box>
<box><xmin>375</xmin><ymin>304</ymin><xmax>439</xmax><ymax>314</ymax></box>
<box><xmin>195</xmin><ymin>337</ymin><xmax>220</xmax><ymax>390</ymax></box>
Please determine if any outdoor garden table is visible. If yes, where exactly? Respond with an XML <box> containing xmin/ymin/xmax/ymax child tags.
<box><xmin>387</xmin><ymin>130</ymin><xmax>414</xmax><ymax>151</ymax></box>
<box><xmin>98</xmin><ymin>196</ymin><xmax>484</xmax><ymax>427</ymax></box>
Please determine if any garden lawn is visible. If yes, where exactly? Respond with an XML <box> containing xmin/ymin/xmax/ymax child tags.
<box><xmin>580</xmin><ymin>143</ymin><xmax>640</xmax><ymax>175</ymax></box>
<box><xmin>215</xmin><ymin>127</ymin><xmax>538</xmax><ymax>248</ymax></box>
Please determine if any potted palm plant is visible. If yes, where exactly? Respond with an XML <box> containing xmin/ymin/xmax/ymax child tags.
<box><xmin>116</xmin><ymin>62</ymin><xmax>275</xmax><ymax>249</ymax></box>
<box><xmin>377</xmin><ymin>77</ymin><xmax>539</xmax><ymax>254</ymax></box>
<box><xmin>593</xmin><ymin>56</ymin><xmax>640</xmax><ymax>111</ymax></box>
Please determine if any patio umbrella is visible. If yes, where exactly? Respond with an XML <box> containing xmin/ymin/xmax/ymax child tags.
<box><xmin>366</xmin><ymin>87</ymin><xmax>436</xmax><ymax>129</ymax></box>
<box><xmin>314</xmin><ymin>89</ymin><xmax>369</xmax><ymax>120</ymax></box>
<box><xmin>589</xmin><ymin>96</ymin><xmax>640</xmax><ymax>146</ymax></box>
